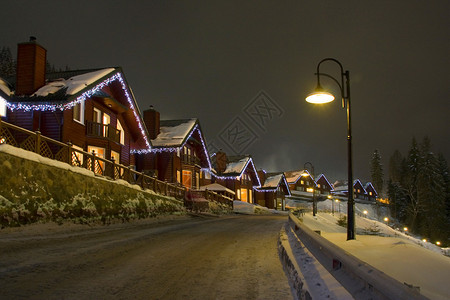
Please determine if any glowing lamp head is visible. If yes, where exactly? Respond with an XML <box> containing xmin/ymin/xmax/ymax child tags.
<box><xmin>305</xmin><ymin>84</ymin><xmax>335</xmax><ymax>104</ymax></box>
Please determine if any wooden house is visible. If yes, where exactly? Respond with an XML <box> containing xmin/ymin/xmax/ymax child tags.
<box><xmin>2</xmin><ymin>38</ymin><xmax>151</xmax><ymax>167</ymax></box>
<box><xmin>315</xmin><ymin>174</ymin><xmax>334</xmax><ymax>195</ymax></box>
<box><xmin>211</xmin><ymin>151</ymin><xmax>261</xmax><ymax>202</ymax></box>
<box><xmin>137</xmin><ymin>107</ymin><xmax>211</xmax><ymax>190</ymax></box>
<box><xmin>284</xmin><ymin>170</ymin><xmax>317</xmax><ymax>193</ymax></box>
<box><xmin>254</xmin><ymin>172</ymin><xmax>290</xmax><ymax>210</ymax></box>
<box><xmin>353</xmin><ymin>179</ymin><xmax>367</xmax><ymax>200</ymax></box>
<box><xmin>364</xmin><ymin>182</ymin><xmax>378</xmax><ymax>202</ymax></box>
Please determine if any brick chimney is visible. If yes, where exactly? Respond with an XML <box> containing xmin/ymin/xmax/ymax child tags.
<box><xmin>215</xmin><ymin>150</ymin><xmax>228</xmax><ymax>173</ymax></box>
<box><xmin>143</xmin><ymin>106</ymin><xmax>160</xmax><ymax>139</ymax></box>
<box><xmin>16</xmin><ymin>36</ymin><xmax>47</xmax><ymax>95</ymax></box>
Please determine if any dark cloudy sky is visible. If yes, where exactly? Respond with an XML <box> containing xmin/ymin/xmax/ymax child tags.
<box><xmin>2</xmin><ymin>1</ymin><xmax>449</xmax><ymax>182</ymax></box>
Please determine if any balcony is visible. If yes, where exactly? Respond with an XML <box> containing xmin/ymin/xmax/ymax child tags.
<box><xmin>86</xmin><ymin>121</ymin><xmax>121</xmax><ymax>144</ymax></box>
<box><xmin>181</xmin><ymin>154</ymin><xmax>200</xmax><ymax>166</ymax></box>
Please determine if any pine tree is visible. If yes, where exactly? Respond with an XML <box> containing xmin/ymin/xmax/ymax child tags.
<box><xmin>389</xmin><ymin>150</ymin><xmax>403</xmax><ymax>183</ymax></box>
<box><xmin>0</xmin><ymin>46</ymin><xmax>15</xmax><ymax>79</ymax></box>
<box><xmin>370</xmin><ymin>149</ymin><xmax>384</xmax><ymax>197</ymax></box>
<box><xmin>416</xmin><ymin>137</ymin><xmax>446</xmax><ymax>240</ymax></box>
<box><xmin>404</xmin><ymin>137</ymin><xmax>422</xmax><ymax>231</ymax></box>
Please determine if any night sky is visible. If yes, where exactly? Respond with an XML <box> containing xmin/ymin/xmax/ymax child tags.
<box><xmin>2</xmin><ymin>1</ymin><xmax>449</xmax><ymax>182</ymax></box>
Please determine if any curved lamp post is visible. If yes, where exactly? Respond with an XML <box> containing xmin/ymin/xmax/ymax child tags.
<box><xmin>302</xmin><ymin>161</ymin><xmax>316</xmax><ymax>216</ymax></box>
<box><xmin>305</xmin><ymin>57</ymin><xmax>355</xmax><ymax>240</ymax></box>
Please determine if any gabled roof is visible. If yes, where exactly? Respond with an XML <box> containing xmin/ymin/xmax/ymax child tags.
<box><xmin>4</xmin><ymin>67</ymin><xmax>152</xmax><ymax>153</ymax></box>
<box><xmin>151</xmin><ymin>118</ymin><xmax>211</xmax><ymax>169</ymax></box>
<box><xmin>197</xmin><ymin>183</ymin><xmax>235</xmax><ymax>195</ymax></box>
<box><xmin>256</xmin><ymin>172</ymin><xmax>291</xmax><ymax>196</ymax></box>
<box><xmin>284</xmin><ymin>169</ymin><xmax>316</xmax><ymax>186</ymax></box>
<box><xmin>284</xmin><ymin>170</ymin><xmax>305</xmax><ymax>184</ymax></box>
<box><xmin>217</xmin><ymin>155</ymin><xmax>261</xmax><ymax>186</ymax></box>
<box><xmin>151</xmin><ymin>119</ymin><xmax>197</xmax><ymax>148</ymax></box>
<box><xmin>364</xmin><ymin>182</ymin><xmax>378</xmax><ymax>195</ymax></box>
<box><xmin>316</xmin><ymin>174</ymin><xmax>334</xmax><ymax>191</ymax></box>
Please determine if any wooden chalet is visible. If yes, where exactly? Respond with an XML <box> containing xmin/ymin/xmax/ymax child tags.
<box><xmin>315</xmin><ymin>174</ymin><xmax>334</xmax><ymax>195</ymax></box>
<box><xmin>254</xmin><ymin>171</ymin><xmax>290</xmax><ymax>210</ymax></box>
<box><xmin>332</xmin><ymin>179</ymin><xmax>368</xmax><ymax>200</ymax></box>
<box><xmin>284</xmin><ymin>170</ymin><xmax>317</xmax><ymax>193</ymax></box>
<box><xmin>364</xmin><ymin>182</ymin><xmax>378</xmax><ymax>202</ymax></box>
<box><xmin>211</xmin><ymin>151</ymin><xmax>261</xmax><ymax>202</ymax></box>
<box><xmin>2</xmin><ymin>38</ymin><xmax>151</xmax><ymax>167</ymax></box>
<box><xmin>137</xmin><ymin>107</ymin><xmax>211</xmax><ymax>190</ymax></box>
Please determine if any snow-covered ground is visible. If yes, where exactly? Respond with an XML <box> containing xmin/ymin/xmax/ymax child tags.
<box><xmin>298</xmin><ymin>205</ymin><xmax>450</xmax><ymax>300</ymax></box>
<box><xmin>236</xmin><ymin>200</ymin><xmax>450</xmax><ymax>299</ymax></box>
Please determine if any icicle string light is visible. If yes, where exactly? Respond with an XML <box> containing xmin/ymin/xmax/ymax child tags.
<box><xmin>316</xmin><ymin>174</ymin><xmax>334</xmax><ymax>192</ymax></box>
<box><xmin>5</xmin><ymin>72</ymin><xmax>152</xmax><ymax>153</ymax></box>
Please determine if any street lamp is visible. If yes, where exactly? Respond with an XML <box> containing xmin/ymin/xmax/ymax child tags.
<box><xmin>305</xmin><ymin>58</ymin><xmax>355</xmax><ymax>240</ymax></box>
<box><xmin>302</xmin><ymin>162</ymin><xmax>316</xmax><ymax>216</ymax></box>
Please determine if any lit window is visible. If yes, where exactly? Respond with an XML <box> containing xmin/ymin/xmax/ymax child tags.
<box><xmin>73</xmin><ymin>101</ymin><xmax>85</xmax><ymax>124</ymax></box>
<box><xmin>111</xmin><ymin>150</ymin><xmax>120</xmax><ymax>163</ymax></box>
<box><xmin>177</xmin><ymin>170</ymin><xmax>181</xmax><ymax>183</ymax></box>
<box><xmin>117</xmin><ymin>119</ymin><xmax>125</xmax><ymax>145</ymax></box>
<box><xmin>300</xmin><ymin>180</ymin><xmax>304</xmax><ymax>185</ymax></box>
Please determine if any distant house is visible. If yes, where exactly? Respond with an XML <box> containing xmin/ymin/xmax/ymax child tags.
<box><xmin>332</xmin><ymin>179</ymin><xmax>368</xmax><ymax>200</ymax></box>
<box><xmin>212</xmin><ymin>151</ymin><xmax>261</xmax><ymax>202</ymax></box>
<box><xmin>254</xmin><ymin>171</ymin><xmax>290</xmax><ymax>210</ymax></box>
<box><xmin>137</xmin><ymin>107</ymin><xmax>211</xmax><ymax>190</ymax></box>
<box><xmin>353</xmin><ymin>179</ymin><xmax>367</xmax><ymax>200</ymax></box>
<box><xmin>2</xmin><ymin>38</ymin><xmax>151</xmax><ymax>167</ymax></box>
<box><xmin>364</xmin><ymin>182</ymin><xmax>378</xmax><ymax>202</ymax></box>
<box><xmin>315</xmin><ymin>174</ymin><xmax>334</xmax><ymax>195</ymax></box>
<box><xmin>284</xmin><ymin>170</ymin><xmax>316</xmax><ymax>193</ymax></box>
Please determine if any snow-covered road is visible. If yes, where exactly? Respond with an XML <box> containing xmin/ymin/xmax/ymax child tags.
<box><xmin>0</xmin><ymin>215</ymin><xmax>292</xmax><ymax>299</ymax></box>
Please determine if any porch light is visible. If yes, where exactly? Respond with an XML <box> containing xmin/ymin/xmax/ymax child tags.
<box><xmin>436</xmin><ymin>241</ymin><xmax>441</xmax><ymax>246</ymax></box>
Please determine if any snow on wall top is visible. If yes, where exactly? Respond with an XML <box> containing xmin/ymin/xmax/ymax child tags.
<box><xmin>151</xmin><ymin>119</ymin><xmax>196</xmax><ymax>147</ymax></box>
<box><xmin>32</xmin><ymin>68</ymin><xmax>116</xmax><ymax>97</ymax></box>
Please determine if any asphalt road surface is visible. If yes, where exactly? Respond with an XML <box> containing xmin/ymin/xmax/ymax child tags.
<box><xmin>0</xmin><ymin>214</ymin><xmax>293</xmax><ymax>299</ymax></box>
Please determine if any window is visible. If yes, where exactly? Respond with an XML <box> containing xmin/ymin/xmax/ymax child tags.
<box><xmin>73</xmin><ymin>101</ymin><xmax>85</xmax><ymax>124</ymax></box>
<box><xmin>317</xmin><ymin>184</ymin><xmax>321</xmax><ymax>188</ymax></box>
<box><xmin>117</xmin><ymin>119</ymin><xmax>125</xmax><ymax>145</ymax></box>
<box><xmin>102</xmin><ymin>113</ymin><xmax>110</xmax><ymax>137</ymax></box>
<box><xmin>236</xmin><ymin>189</ymin><xmax>241</xmax><ymax>200</ymax></box>
<box><xmin>369</xmin><ymin>192</ymin><xmax>372</xmax><ymax>196</ymax></box>
<box><xmin>0</xmin><ymin>97</ymin><xmax>6</xmax><ymax>117</ymax></box>
<box><xmin>300</xmin><ymin>180</ymin><xmax>304</xmax><ymax>185</ymax></box>
<box><xmin>204</xmin><ymin>170</ymin><xmax>211</xmax><ymax>180</ymax></box>
<box><xmin>182</xmin><ymin>170</ymin><xmax>192</xmax><ymax>189</ymax></box>
<box><xmin>177</xmin><ymin>170</ymin><xmax>181</xmax><ymax>184</ymax></box>
<box><xmin>111</xmin><ymin>150</ymin><xmax>120</xmax><ymax>163</ymax></box>
<box><xmin>87</xmin><ymin>145</ymin><xmax>105</xmax><ymax>173</ymax></box>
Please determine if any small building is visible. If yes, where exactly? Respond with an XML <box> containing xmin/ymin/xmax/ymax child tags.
<box><xmin>212</xmin><ymin>151</ymin><xmax>261</xmax><ymax>203</ymax></box>
<box><xmin>137</xmin><ymin>107</ymin><xmax>211</xmax><ymax>190</ymax></box>
<box><xmin>315</xmin><ymin>174</ymin><xmax>334</xmax><ymax>195</ymax></box>
<box><xmin>364</xmin><ymin>182</ymin><xmax>378</xmax><ymax>202</ymax></box>
<box><xmin>332</xmin><ymin>179</ymin><xmax>368</xmax><ymax>200</ymax></box>
<box><xmin>254</xmin><ymin>172</ymin><xmax>290</xmax><ymax>210</ymax></box>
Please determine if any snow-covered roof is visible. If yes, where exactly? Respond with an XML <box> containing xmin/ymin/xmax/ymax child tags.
<box><xmin>262</xmin><ymin>173</ymin><xmax>283</xmax><ymax>188</ymax></box>
<box><xmin>224</xmin><ymin>157</ymin><xmax>249</xmax><ymax>174</ymax></box>
<box><xmin>284</xmin><ymin>170</ymin><xmax>304</xmax><ymax>183</ymax></box>
<box><xmin>32</xmin><ymin>68</ymin><xmax>115</xmax><ymax>97</ymax></box>
<box><xmin>151</xmin><ymin>119</ymin><xmax>197</xmax><ymax>147</ymax></box>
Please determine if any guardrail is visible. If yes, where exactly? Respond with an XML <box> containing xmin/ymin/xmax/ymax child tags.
<box><xmin>287</xmin><ymin>213</ymin><xmax>428</xmax><ymax>300</ymax></box>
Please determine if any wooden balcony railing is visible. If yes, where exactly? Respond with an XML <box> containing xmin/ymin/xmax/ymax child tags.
<box><xmin>86</xmin><ymin>121</ymin><xmax>121</xmax><ymax>143</ymax></box>
<box><xmin>0</xmin><ymin>119</ymin><xmax>233</xmax><ymax>208</ymax></box>
<box><xmin>181</xmin><ymin>153</ymin><xmax>201</xmax><ymax>166</ymax></box>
